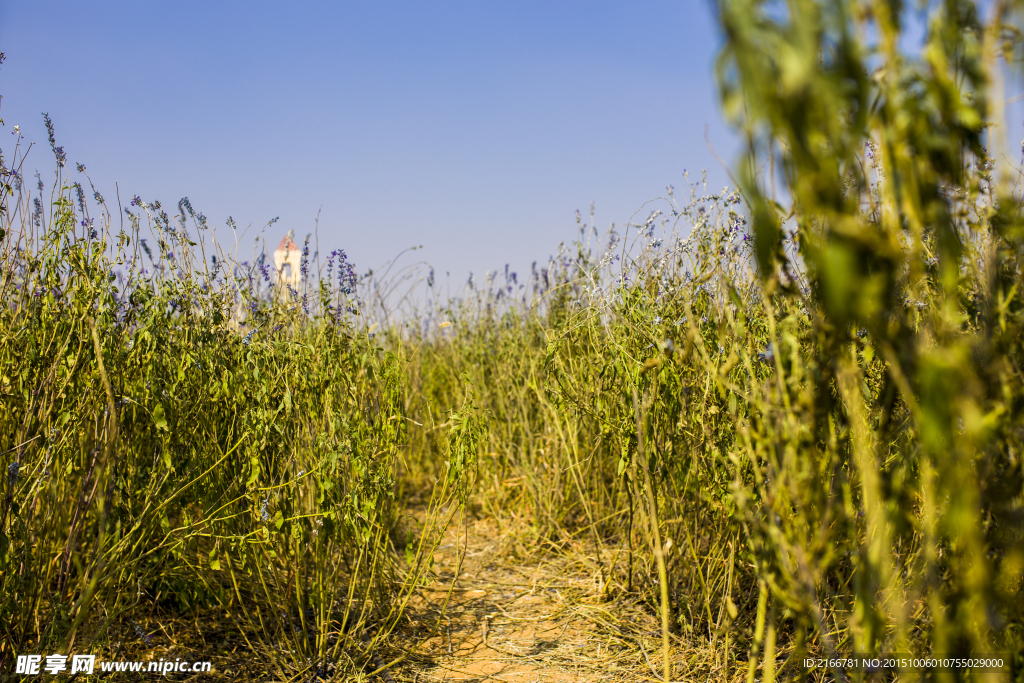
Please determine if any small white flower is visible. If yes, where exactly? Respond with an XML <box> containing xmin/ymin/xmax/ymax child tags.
<box><xmin>12</xmin><ymin>125</ymin><xmax>19</xmax><ymax>135</ymax></box>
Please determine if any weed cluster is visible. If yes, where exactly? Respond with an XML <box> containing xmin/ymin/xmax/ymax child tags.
<box><xmin>395</xmin><ymin>1</ymin><xmax>1024</xmax><ymax>678</ymax></box>
<box><xmin>0</xmin><ymin>122</ymin><xmax>469</xmax><ymax>679</ymax></box>
<box><xmin>3</xmin><ymin>1</ymin><xmax>1024</xmax><ymax>681</ymax></box>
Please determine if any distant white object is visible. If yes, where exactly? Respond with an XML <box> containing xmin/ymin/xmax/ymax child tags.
<box><xmin>273</xmin><ymin>230</ymin><xmax>301</xmax><ymax>290</ymax></box>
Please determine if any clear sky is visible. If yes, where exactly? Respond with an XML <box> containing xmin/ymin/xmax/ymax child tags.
<box><xmin>0</xmin><ymin>1</ymin><xmax>740</xmax><ymax>287</ymax></box>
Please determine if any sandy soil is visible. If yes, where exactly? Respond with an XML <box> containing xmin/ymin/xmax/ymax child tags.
<box><xmin>388</xmin><ymin>514</ymin><xmax>671</xmax><ymax>683</ymax></box>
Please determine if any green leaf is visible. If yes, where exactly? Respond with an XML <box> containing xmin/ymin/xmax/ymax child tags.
<box><xmin>405</xmin><ymin>530</ymin><xmax>416</xmax><ymax>566</ymax></box>
<box><xmin>246</xmin><ymin>457</ymin><xmax>260</xmax><ymax>487</ymax></box>
<box><xmin>153</xmin><ymin>402</ymin><xmax>169</xmax><ymax>431</ymax></box>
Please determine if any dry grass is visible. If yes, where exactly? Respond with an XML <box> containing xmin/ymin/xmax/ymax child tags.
<box><xmin>382</xmin><ymin>511</ymin><xmax>758</xmax><ymax>683</ymax></box>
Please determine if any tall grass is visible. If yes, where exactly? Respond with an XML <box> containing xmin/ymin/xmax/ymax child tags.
<box><xmin>4</xmin><ymin>1</ymin><xmax>1024</xmax><ymax>680</ymax></box>
<box><xmin>400</xmin><ymin>161</ymin><xmax>1023</xmax><ymax>681</ymax></box>
<box><xmin>395</xmin><ymin>0</ymin><xmax>1024</xmax><ymax>677</ymax></box>
<box><xmin>0</xmin><ymin>120</ymin><xmax>470</xmax><ymax>679</ymax></box>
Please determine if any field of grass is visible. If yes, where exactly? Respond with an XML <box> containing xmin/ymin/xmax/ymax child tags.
<box><xmin>3</xmin><ymin>1</ymin><xmax>1024</xmax><ymax>680</ymax></box>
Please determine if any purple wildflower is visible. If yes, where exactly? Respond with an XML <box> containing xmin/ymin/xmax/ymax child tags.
<box><xmin>301</xmin><ymin>235</ymin><xmax>311</xmax><ymax>278</ymax></box>
<box><xmin>133</xmin><ymin>621</ymin><xmax>154</xmax><ymax>646</ymax></box>
<box><xmin>42</xmin><ymin>113</ymin><xmax>66</xmax><ymax>167</ymax></box>
<box><xmin>335</xmin><ymin>250</ymin><xmax>356</xmax><ymax>295</ymax></box>
<box><xmin>74</xmin><ymin>183</ymin><xmax>87</xmax><ymax>212</ymax></box>
<box><xmin>242</xmin><ymin>326</ymin><xmax>260</xmax><ymax>345</ymax></box>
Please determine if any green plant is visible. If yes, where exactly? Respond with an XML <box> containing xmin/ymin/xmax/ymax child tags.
<box><xmin>0</xmin><ymin>119</ymin><xmax>466</xmax><ymax>680</ymax></box>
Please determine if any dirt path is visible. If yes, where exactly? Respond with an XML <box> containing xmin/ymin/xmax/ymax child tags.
<box><xmin>391</xmin><ymin>514</ymin><xmax>667</xmax><ymax>683</ymax></box>
<box><xmin>115</xmin><ymin>512</ymin><xmax>688</xmax><ymax>681</ymax></box>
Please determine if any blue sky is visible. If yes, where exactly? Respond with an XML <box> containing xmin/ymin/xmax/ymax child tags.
<box><xmin>0</xmin><ymin>2</ymin><xmax>738</xmax><ymax>285</ymax></box>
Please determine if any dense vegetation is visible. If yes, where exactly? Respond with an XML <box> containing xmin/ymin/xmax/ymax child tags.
<box><xmin>2</xmin><ymin>0</ymin><xmax>1024</xmax><ymax>680</ymax></box>
<box><xmin>401</xmin><ymin>0</ymin><xmax>1024</xmax><ymax>679</ymax></box>
<box><xmin>0</xmin><ymin>110</ymin><xmax>470</xmax><ymax>679</ymax></box>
